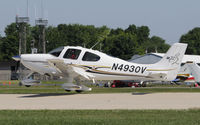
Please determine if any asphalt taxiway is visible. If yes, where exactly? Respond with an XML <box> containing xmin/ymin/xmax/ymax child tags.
<box><xmin>0</xmin><ymin>93</ymin><xmax>200</xmax><ymax>110</ymax></box>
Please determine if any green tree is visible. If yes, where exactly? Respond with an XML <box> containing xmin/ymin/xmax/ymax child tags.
<box><xmin>109</xmin><ymin>28</ymin><xmax>124</xmax><ymax>36</ymax></box>
<box><xmin>0</xmin><ymin>35</ymin><xmax>2</xmax><ymax>60</ymax></box>
<box><xmin>46</xmin><ymin>26</ymin><xmax>62</xmax><ymax>52</ymax></box>
<box><xmin>143</xmin><ymin>36</ymin><xmax>170</xmax><ymax>53</ymax></box>
<box><xmin>179</xmin><ymin>27</ymin><xmax>200</xmax><ymax>55</ymax></box>
<box><xmin>103</xmin><ymin>32</ymin><xmax>141</xmax><ymax>60</ymax></box>
<box><xmin>0</xmin><ymin>23</ymin><xmax>19</xmax><ymax>61</ymax></box>
<box><xmin>125</xmin><ymin>24</ymin><xmax>137</xmax><ymax>35</ymax></box>
<box><xmin>46</xmin><ymin>24</ymin><xmax>110</xmax><ymax>51</ymax></box>
<box><xmin>0</xmin><ymin>22</ymin><xmax>170</xmax><ymax>61</ymax></box>
<box><xmin>1</xmin><ymin>23</ymin><xmax>32</xmax><ymax>59</ymax></box>
<box><xmin>136</xmin><ymin>26</ymin><xmax>150</xmax><ymax>44</ymax></box>
<box><xmin>0</xmin><ymin>36</ymin><xmax>18</xmax><ymax>61</ymax></box>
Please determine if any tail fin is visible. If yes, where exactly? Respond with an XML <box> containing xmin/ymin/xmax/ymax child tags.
<box><xmin>151</xmin><ymin>43</ymin><xmax>187</xmax><ymax>81</ymax></box>
<box><xmin>185</xmin><ymin>62</ymin><xmax>200</xmax><ymax>82</ymax></box>
<box><xmin>155</xmin><ymin>43</ymin><xmax>187</xmax><ymax>68</ymax></box>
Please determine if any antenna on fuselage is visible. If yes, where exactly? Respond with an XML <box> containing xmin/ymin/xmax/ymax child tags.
<box><xmin>100</xmin><ymin>43</ymin><xmax>102</xmax><ymax>51</ymax></box>
<box><xmin>90</xmin><ymin>40</ymin><xmax>102</xmax><ymax>49</ymax></box>
<box><xmin>90</xmin><ymin>35</ymin><xmax>106</xmax><ymax>49</ymax></box>
<box><xmin>90</xmin><ymin>29</ymin><xmax>110</xmax><ymax>50</ymax></box>
<box><xmin>83</xmin><ymin>43</ymin><xmax>86</xmax><ymax>48</ymax></box>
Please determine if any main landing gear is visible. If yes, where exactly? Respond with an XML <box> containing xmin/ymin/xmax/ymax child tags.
<box><xmin>62</xmin><ymin>83</ymin><xmax>92</xmax><ymax>93</ymax></box>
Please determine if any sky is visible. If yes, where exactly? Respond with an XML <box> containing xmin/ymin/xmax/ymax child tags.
<box><xmin>0</xmin><ymin>0</ymin><xmax>200</xmax><ymax>44</ymax></box>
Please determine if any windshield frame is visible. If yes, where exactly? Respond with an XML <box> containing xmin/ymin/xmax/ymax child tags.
<box><xmin>48</xmin><ymin>46</ymin><xmax>64</xmax><ymax>57</ymax></box>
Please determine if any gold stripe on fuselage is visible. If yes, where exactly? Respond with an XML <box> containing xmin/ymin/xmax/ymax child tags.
<box><xmin>70</xmin><ymin>64</ymin><xmax>111</xmax><ymax>69</ymax></box>
<box><xmin>146</xmin><ymin>68</ymin><xmax>176</xmax><ymax>71</ymax></box>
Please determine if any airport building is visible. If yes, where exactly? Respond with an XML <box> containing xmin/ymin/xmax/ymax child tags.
<box><xmin>0</xmin><ymin>60</ymin><xmax>18</xmax><ymax>80</ymax></box>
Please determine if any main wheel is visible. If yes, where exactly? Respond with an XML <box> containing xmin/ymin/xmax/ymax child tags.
<box><xmin>75</xmin><ymin>90</ymin><xmax>83</xmax><ymax>93</ymax></box>
<box><xmin>142</xmin><ymin>83</ymin><xmax>147</xmax><ymax>87</ymax></box>
<box><xmin>25</xmin><ymin>85</ymin><xmax>31</xmax><ymax>87</ymax></box>
<box><xmin>65</xmin><ymin>90</ymin><xmax>71</xmax><ymax>92</ymax></box>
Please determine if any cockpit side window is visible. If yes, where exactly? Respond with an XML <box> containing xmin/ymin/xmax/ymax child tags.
<box><xmin>63</xmin><ymin>49</ymin><xmax>81</xmax><ymax>60</ymax></box>
<box><xmin>82</xmin><ymin>52</ymin><xmax>100</xmax><ymax>61</ymax></box>
<box><xmin>48</xmin><ymin>47</ymin><xmax>64</xmax><ymax>57</ymax></box>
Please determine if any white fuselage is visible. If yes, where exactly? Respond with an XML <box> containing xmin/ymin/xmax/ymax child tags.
<box><xmin>21</xmin><ymin>43</ymin><xmax>187</xmax><ymax>82</ymax></box>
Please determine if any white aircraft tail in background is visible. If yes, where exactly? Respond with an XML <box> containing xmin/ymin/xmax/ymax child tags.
<box><xmin>147</xmin><ymin>43</ymin><xmax>187</xmax><ymax>81</ymax></box>
<box><xmin>184</xmin><ymin>62</ymin><xmax>200</xmax><ymax>82</ymax></box>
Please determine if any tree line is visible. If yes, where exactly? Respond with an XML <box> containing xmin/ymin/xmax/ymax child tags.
<box><xmin>1</xmin><ymin>23</ymin><xmax>199</xmax><ymax>61</ymax></box>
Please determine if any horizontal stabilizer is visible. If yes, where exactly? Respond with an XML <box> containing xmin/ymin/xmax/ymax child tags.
<box><xmin>148</xmin><ymin>73</ymin><xmax>167</xmax><ymax>79</ymax></box>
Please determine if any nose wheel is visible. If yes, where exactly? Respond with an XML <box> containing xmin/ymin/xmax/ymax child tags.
<box><xmin>65</xmin><ymin>90</ymin><xmax>71</xmax><ymax>92</ymax></box>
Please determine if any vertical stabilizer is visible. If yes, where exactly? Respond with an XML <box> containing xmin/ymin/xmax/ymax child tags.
<box><xmin>151</xmin><ymin>43</ymin><xmax>187</xmax><ymax>81</ymax></box>
<box><xmin>155</xmin><ymin>43</ymin><xmax>187</xmax><ymax>68</ymax></box>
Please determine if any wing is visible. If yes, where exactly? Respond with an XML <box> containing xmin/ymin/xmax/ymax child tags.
<box><xmin>47</xmin><ymin>59</ymin><xmax>95</xmax><ymax>80</ymax></box>
<box><xmin>47</xmin><ymin>59</ymin><xmax>93</xmax><ymax>91</ymax></box>
<box><xmin>72</xmin><ymin>66</ymin><xmax>95</xmax><ymax>80</ymax></box>
<box><xmin>47</xmin><ymin>59</ymin><xmax>70</xmax><ymax>74</ymax></box>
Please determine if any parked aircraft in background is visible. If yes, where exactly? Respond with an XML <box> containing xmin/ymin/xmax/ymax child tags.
<box><xmin>172</xmin><ymin>62</ymin><xmax>195</xmax><ymax>84</ymax></box>
<box><xmin>140</xmin><ymin>53</ymin><xmax>200</xmax><ymax>84</ymax></box>
<box><xmin>183</xmin><ymin>62</ymin><xmax>200</xmax><ymax>83</ymax></box>
<box><xmin>15</xmin><ymin>43</ymin><xmax>187</xmax><ymax>92</ymax></box>
<box><xmin>172</xmin><ymin>61</ymin><xmax>200</xmax><ymax>85</ymax></box>
<box><xmin>172</xmin><ymin>75</ymin><xmax>195</xmax><ymax>83</ymax></box>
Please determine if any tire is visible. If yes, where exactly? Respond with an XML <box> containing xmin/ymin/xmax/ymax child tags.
<box><xmin>75</xmin><ymin>90</ymin><xmax>83</xmax><ymax>93</ymax></box>
<box><xmin>65</xmin><ymin>90</ymin><xmax>71</xmax><ymax>92</ymax></box>
<box><xmin>25</xmin><ymin>85</ymin><xmax>31</xmax><ymax>87</ymax></box>
<box><xmin>142</xmin><ymin>83</ymin><xmax>147</xmax><ymax>87</ymax></box>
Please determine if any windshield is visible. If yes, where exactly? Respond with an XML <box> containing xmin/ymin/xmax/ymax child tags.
<box><xmin>48</xmin><ymin>47</ymin><xmax>64</xmax><ymax>57</ymax></box>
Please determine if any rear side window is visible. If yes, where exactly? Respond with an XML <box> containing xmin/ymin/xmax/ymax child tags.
<box><xmin>82</xmin><ymin>52</ymin><xmax>100</xmax><ymax>61</ymax></box>
<box><xmin>63</xmin><ymin>49</ymin><xmax>81</xmax><ymax>60</ymax></box>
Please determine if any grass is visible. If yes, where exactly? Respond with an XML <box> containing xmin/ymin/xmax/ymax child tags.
<box><xmin>1</xmin><ymin>86</ymin><xmax>200</xmax><ymax>94</ymax></box>
<box><xmin>0</xmin><ymin>80</ymin><xmax>200</xmax><ymax>94</ymax></box>
<box><xmin>0</xmin><ymin>110</ymin><xmax>200</xmax><ymax>125</ymax></box>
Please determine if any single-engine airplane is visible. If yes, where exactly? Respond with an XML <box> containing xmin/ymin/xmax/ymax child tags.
<box><xmin>17</xmin><ymin>43</ymin><xmax>187</xmax><ymax>92</ymax></box>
